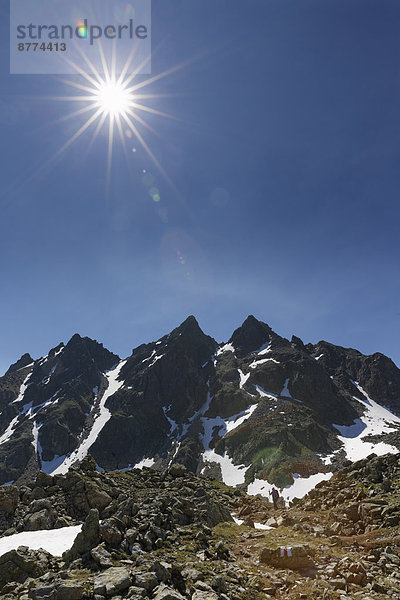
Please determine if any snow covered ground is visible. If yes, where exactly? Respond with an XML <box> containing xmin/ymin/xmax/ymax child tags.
<box><xmin>133</xmin><ymin>457</ymin><xmax>155</xmax><ymax>469</ymax></box>
<box><xmin>254</xmin><ymin>522</ymin><xmax>273</xmax><ymax>530</ymax></box>
<box><xmin>333</xmin><ymin>381</ymin><xmax>400</xmax><ymax>462</ymax></box>
<box><xmin>0</xmin><ymin>524</ymin><xmax>82</xmax><ymax>558</ymax></box>
<box><xmin>247</xmin><ymin>471</ymin><xmax>333</xmax><ymax>503</ymax></box>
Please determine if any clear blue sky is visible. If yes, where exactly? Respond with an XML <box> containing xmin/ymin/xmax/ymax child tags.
<box><xmin>1</xmin><ymin>0</ymin><xmax>400</xmax><ymax>375</ymax></box>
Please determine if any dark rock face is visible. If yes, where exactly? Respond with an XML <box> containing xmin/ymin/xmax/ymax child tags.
<box><xmin>229</xmin><ymin>315</ymin><xmax>273</xmax><ymax>357</ymax></box>
<box><xmin>91</xmin><ymin>316</ymin><xmax>217</xmax><ymax>470</ymax></box>
<box><xmin>5</xmin><ymin>353</ymin><xmax>33</xmax><ymax>376</ymax></box>
<box><xmin>0</xmin><ymin>334</ymin><xmax>119</xmax><ymax>484</ymax></box>
<box><xmin>310</xmin><ymin>340</ymin><xmax>400</xmax><ymax>416</ymax></box>
<box><xmin>0</xmin><ymin>315</ymin><xmax>399</xmax><ymax>490</ymax></box>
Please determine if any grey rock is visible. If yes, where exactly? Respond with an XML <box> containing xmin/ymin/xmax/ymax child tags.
<box><xmin>90</xmin><ymin>543</ymin><xmax>113</xmax><ymax>568</ymax></box>
<box><xmin>0</xmin><ymin>486</ymin><xmax>19</xmax><ymax>514</ymax></box>
<box><xmin>93</xmin><ymin>567</ymin><xmax>131</xmax><ymax>596</ymax></box>
<box><xmin>153</xmin><ymin>585</ymin><xmax>185</xmax><ymax>600</ymax></box>
<box><xmin>192</xmin><ymin>592</ymin><xmax>218</xmax><ymax>600</ymax></box>
<box><xmin>63</xmin><ymin>508</ymin><xmax>100</xmax><ymax>563</ymax></box>
<box><xmin>134</xmin><ymin>572</ymin><xmax>158</xmax><ymax>591</ymax></box>
<box><xmin>56</xmin><ymin>580</ymin><xmax>85</xmax><ymax>600</ymax></box>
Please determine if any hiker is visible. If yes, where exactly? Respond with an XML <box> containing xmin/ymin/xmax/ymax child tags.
<box><xmin>270</xmin><ymin>487</ymin><xmax>279</xmax><ymax>510</ymax></box>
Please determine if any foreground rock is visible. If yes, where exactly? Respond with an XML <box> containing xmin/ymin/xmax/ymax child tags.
<box><xmin>0</xmin><ymin>454</ymin><xmax>400</xmax><ymax>599</ymax></box>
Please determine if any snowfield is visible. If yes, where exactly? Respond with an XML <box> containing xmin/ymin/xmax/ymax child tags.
<box><xmin>0</xmin><ymin>524</ymin><xmax>82</xmax><ymax>558</ymax></box>
<box><xmin>333</xmin><ymin>381</ymin><xmax>400</xmax><ymax>462</ymax></box>
<box><xmin>247</xmin><ymin>471</ymin><xmax>333</xmax><ymax>503</ymax></box>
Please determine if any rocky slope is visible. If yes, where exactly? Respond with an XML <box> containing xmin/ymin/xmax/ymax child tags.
<box><xmin>0</xmin><ymin>452</ymin><xmax>400</xmax><ymax>599</ymax></box>
<box><xmin>1</xmin><ymin>316</ymin><xmax>400</xmax><ymax>497</ymax></box>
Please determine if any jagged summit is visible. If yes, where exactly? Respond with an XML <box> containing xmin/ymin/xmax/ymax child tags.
<box><xmin>5</xmin><ymin>353</ymin><xmax>33</xmax><ymax>375</ymax></box>
<box><xmin>172</xmin><ymin>315</ymin><xmax>216</xmax><ymax>345</ymax></box>
<box><xmin>65</xmin><ymin>333</ymin><xmax>83</xmax><ymax>347</ymax></box>
<box><xmin>229</xmin><ymin>314</ymin><xmax>274</xmax><ymax>356</ymax></box>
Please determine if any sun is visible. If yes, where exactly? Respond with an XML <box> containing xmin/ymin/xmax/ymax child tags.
<box><xmin>94</xmin><ymin>80</ymin><xmax>132</xmax><ymax>117</ymax></box>
<box><xmin>39</xmin><ymin>45</ymin><xmax>188</xmax><ymax>193</ymax></box>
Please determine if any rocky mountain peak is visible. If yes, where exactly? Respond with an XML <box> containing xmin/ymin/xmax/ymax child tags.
<box><xmin>174</xmin><ymin>315</ymin><xmax>205</xmax><ymax>337</ymax></box>
<box><xmin>5</xmin><ymin>353</ymin><xmax>33</xmax><ymax>375</ymax></box>
<box><xmin>48</xmin><ymin>343</ymin><xmax>65</xmax><ymax>358</ymax></box>
<box><xmin>229</xmin><ymin>315</ymin><xmax>274</xmax><ymax>356</ymax></box>
<box><xmin>65</xmin><ymin>333</ymin><xmax>83</xmax><ymax>348</ymax></box>
<box><xmin>62</xmin><ymin>334</ymin><xmax>120</xmax><ymax>374</ymax></box>
<box><xmin>168</xmin><ymin>315</ymin><xmax>217</xmax><ymax>357</ymax></box>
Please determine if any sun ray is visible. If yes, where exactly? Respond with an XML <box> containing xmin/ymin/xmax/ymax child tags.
<box><xmin>53</xmin><ymin>108</ymin><xmax>104</xmax><ymax>159</ymax></box>
<box><xmin>125</xmin><ymin>108</ymin><xmax>166</xmax><ymax>141</ymax></box>
<box><xmin>85</xmin><ymin>110</ymin><xmax>108</xmax><ymax>156</ymax></box>
<box><xmin>129</xmin><ymin>102</ymin><xmax>181</xmax><ymax>121</ymax></box>
<box><xmin>106</xmin><ymin>114</ymin><xmax>115</xmax><ymax>193</ymax></box>
<box><xmin>24</xmin><ymin>40</ymin><xmax>191</xmax><ymax>203</ymax></box>
<box><xmin>58</xmin><ymin>79</ymin><xmax>101</xmax><ymax>95</ymax></box>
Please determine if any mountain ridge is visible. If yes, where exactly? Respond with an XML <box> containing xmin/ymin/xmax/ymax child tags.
<box><xmin>0</xmin><ymin>315</ymin><xmax>399</xmax><ymax>497</ymax></box>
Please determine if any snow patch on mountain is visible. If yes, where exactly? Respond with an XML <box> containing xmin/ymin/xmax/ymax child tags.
<box><xmin>333</xmin><ymin>381</ymin><xmax>400</xmax><ymax>462</ymax></box>
<box><xmin>0</xmin><ymin>372</ymin><xmax>33</xmax><ymax>446</ymax></box>
<box><xmin>216</xmin><ymin>343</ymin><xmax>235</xmax><ymax>356</ymax></box>
<box><xmin>282</xmin><ymin>472</ymin><xmax>333</xmax><ymax>502</ymax></box>
<box><xmin>51</xmin><ymin>360</ymin><xmax>127</xmax><ymax>475</ymax></box>
<box><xmin>247</xmin><ymin>471</ymin><xmax>333</xmax><ymax>502</ymax></box>
<box><xmin>42</xmin><ymin>364</ymin><xmax>57</xmax><ymax>385</ymax></box>
<box><xmin>254</xmin><ymin>385</ymin><xmax>278</xmax><ymax>401</ymax></box>
<box><xmin>11</xmin><ymin>371</ymin><xmax>32</xmax><ymax>404</ymax></box>
<box><xmin>256</xmin><ymin>341</ymin><xmax>272</xmax><ymax>355</ymax></box>
<box><xmin>163</xmin><ymin>406</ymin><xmax>178</xmax><ymax>436</ymax></box>
<box><xmin>31</xmin><ymin>421</ymin><xmax>40</xmax><ymax>453</ymax></box>
<box><xmin>238</xmin><ymin>369</ymin><xmax>250</xmax><ymax>389</ymax></box>
<box><xmin>199</xmin><ymin>393</ymin><xmax>258</xmax><ymax>486</ymax></box>
<box><xmin>0</xmin><ymin>414</ymin><xmax>20</xmax><ymax>447</ymax></box>
<box><xmin>249</xmin><ymin>357</ymin><xmax>280</xmax><ymax>369</ymax></box>
<box><xmin>280</xmin><ymin>378</ymin><xmax>302</xmax><ymax>403</ymax></box>
<box><xmin>133</xmin><ymin>457</ymin><xmax>155</xmax><ymax>469</ymax></box>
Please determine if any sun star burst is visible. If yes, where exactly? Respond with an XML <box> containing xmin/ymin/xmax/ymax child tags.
<box><xmin>94</xmin><ymin>80</ymin><xmax>133</xmax><ymax>117</ymax></box>
<box><xmin>35</xmin><ymin>43</ymin><xmax>193</xmax><ymax>194</ymax></box>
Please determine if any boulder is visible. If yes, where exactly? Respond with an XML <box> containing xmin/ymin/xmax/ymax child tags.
<box><xmin>93</xmin><ymin>567</ymin><xmax>131</xmax><ymax>596</ymax></box>
<box><xmin>63</xmin><ymin>508</ymin><xmax>100</xmax><ymax>563</ymax></box>
<box><xmin>0</xmin><ymin>547</ymin><xmax>50</xmax><ymax>589</ymax></box>
<box><xmin>153</xmin><ymin>585</ymin><xmax>185</xmax><ymax>600</ymax></box>
<box><xmin>260</xmin><ymin>545</ymin><xmax>315</xmax><ymax>571</ymax></box>
<box><xmin>134</xmin><ymin>572</ymin><xmax>158</xmax><ymax>591</ymax></box>
<box><xmin>192</xmin><ymin>592</ymin><xmax>218</xmax><ymax>600</ymax></box>
<box><xmin>99</xmin><ymin>518</ymin><xmax>123</xmax><ymax>547</ymax></box>
<box><xmin>35</xmin><ymin>472</ymin><xmax>54</xmax><ymax>489</ymax></box>
<box><xmin>168</xmin><ymin>464</ymin><xmax>187</xmax><ymax>478</ymax></box>
<box><xmin>85</xmin><ymin>481</ymin><xmax>112</xmax><ymax>511</ymax></box>
<box><xmin>90</xmin><ymin>543</ymin><xmax>113</xmax><ymax>568</ymax></box>
<box><xmin>56</xmin><ymin>580</ymin><xmax>85</xmax><ymax>600</ymax></box>
<box><xmin>0</xmin><ymin>485</ymin><xmax>19</xmax><ymax>514</ymax></box>
<box><xmin>25</xmin><ymin>509</ymin><xmax>57</xmax><ymax>531</ymax></box>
